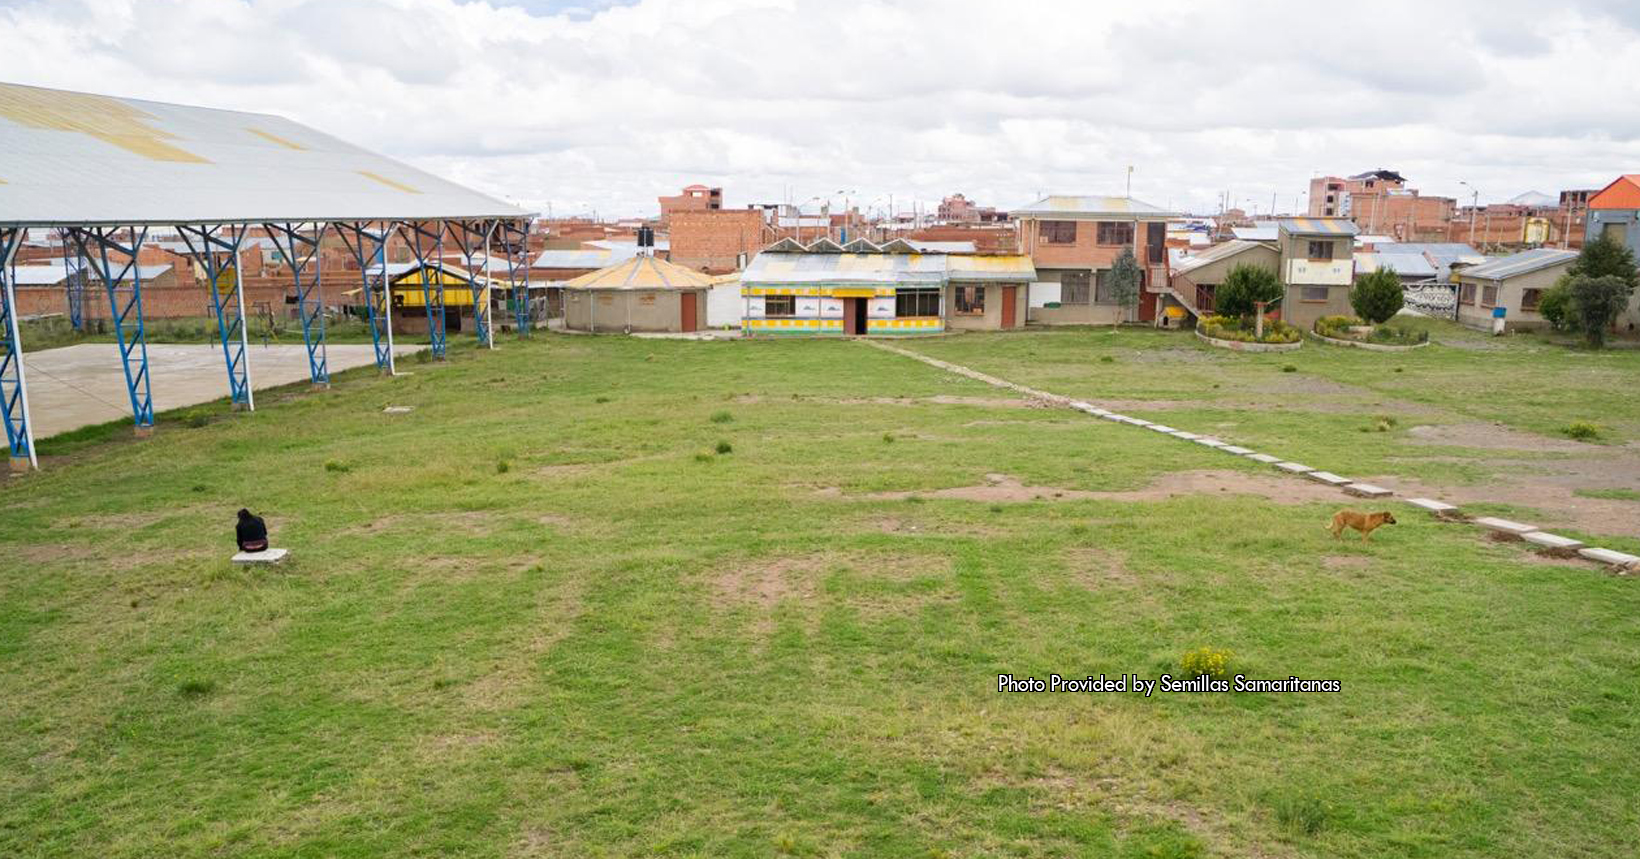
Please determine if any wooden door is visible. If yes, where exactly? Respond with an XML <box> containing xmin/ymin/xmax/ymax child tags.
<box><xmin>680</xmin><ymin>293</ymin><xmax>697</xmax><ymax>332</ymax></box>
<box><xmin>842</xmin><ymin>297</ymin><xmax>859</xmax><ymax>335</ymax></box>
<box><xmin>1001</xmin><ymin>286</ymin><xmax>1017</xmax><ymax>328</ymax></box>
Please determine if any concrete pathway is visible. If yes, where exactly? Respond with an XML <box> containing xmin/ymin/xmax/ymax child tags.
<box><xmin>863</xmin><ymin>339</ymin><xmax>1640</xmax><ymax>573</ymax></box>
<box><xmin>24</xmin><ymin>342</ymin><xmax>417</xmax><ymax>439</ymax></box>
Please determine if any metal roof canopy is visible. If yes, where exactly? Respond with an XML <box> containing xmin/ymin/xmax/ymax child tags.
<box><xmin>0</xmin><ymin>81</ymin><xmax>533</xmax><ymax>227</ymax></box>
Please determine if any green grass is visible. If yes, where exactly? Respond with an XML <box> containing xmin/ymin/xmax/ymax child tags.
<box><xmin>2</xmin><ymin>331</ymin><xmax>1638</xmax><ymax>857</ymax></box>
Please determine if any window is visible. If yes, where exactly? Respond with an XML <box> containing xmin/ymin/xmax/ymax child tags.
<box><xmin>765</xmin><ymin>295</ymin><xmax>796</xmax><ymax>317</ymax></box>
<box><xmin>953</xmin><ymin>285</ymin><xmax>985</xmax><ymax>315</ymax></box>
<box><xmin>1521</xmin><ymin>288</ymin><xmax>1542</xmax><ymax>311</ymax></box>
<box><xmin>1307</xmin><ymin>240</ymin><xmax>1334</xmax><ymax>260</ymax></box>
<box><xmin>1094</xmin><ymin>271</ymin><xmax>1118</xmax><ymax>304</ymax></box>
<box><xmin>1301</xmin><ymin>286</ymin><xmax>1329</xmax><ymax>302</ymax></box>
<box><xmin>1061</xmin><ymin>271</ymin><xmax>1091</xmax><ymax>304</ymax></box>
<box><xmin>1459</xmin><ymin>283</ymin><xmax>1476</xmax><ymax>305</ymax></box>
<box><xmin>895</xmin><ymin>288</ymin><xmax>940</xmax><ymax>317</ymax></box>
<box><xmin>1096</xmin><ymin>222</ymin><xmax>1134</xmax><ymax>245</ymax></box>
<box><xmin>1041</xmin><ymin>220</ymin><xmax>1077</xmax><ymax>244</ymax></box>
<box><xmin>1481</xmin><ymin>284</ymin><xmax>1499</xmax><ymax>307</ymax></box>
<box><xmin>1603</xmin><ymin>221</ymin><xmax>1626</xmax><ymax>242</ymax></box>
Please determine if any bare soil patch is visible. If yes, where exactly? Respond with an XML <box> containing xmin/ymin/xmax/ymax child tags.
<box><xmin>855</xmin><ymin>470</ymin><xmax>1346</xmax><ymax>505</ymax></box>
<box><xmin>1062</xmin><ymin>546</ymin><xmax>1137</xmax><ymax>588</ymax></box>
<box><xmin>1406</xmin><ymin>422</ymin><xmax>1588</xmax><ymax>452</ymax></box>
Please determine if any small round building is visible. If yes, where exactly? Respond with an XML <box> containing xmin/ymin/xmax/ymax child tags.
<box><xmin>561</xmin><ymin>255</ymin><xmax>712</xmax><ymax>333</ymax></box>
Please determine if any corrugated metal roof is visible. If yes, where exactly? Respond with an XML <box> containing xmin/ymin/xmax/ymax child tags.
<box><xmin>741</xmin><ymin>251</ymin><xmax>948</xmax><ymax>286</ymax></box>
<box><xmin>1588</xmin><ymin>174</ymin><xmax>1640</xmax><ymax>210</ymax></box>
<box><xmin>907</xmin><ymin>240</ymin><xmax>977</xmax><ymax>253</ymax></box>
<box><xmin>532</xmin><ymin>246</ymin><xmax>638</xmax><ymax>270</ymax></box>
<box><xmin>1356</xmin><ymin>251</ymin><xmax>1437</xmax><ymax>278</ymax></box>
<box><xmin>1278</xmin><ymin>217</ymin><xmax>1360</xmax><ymax>236</ymax></box>
<box><xmin>11</xmin><ymin>261</ymin><xmax>169</xmax><ymax>284</ymax></box>
<box><xmin>367</xmin><ymin>259</ymin><xmax>498</xmax><ymax>287</ymax></box>
<box><xmin>562</xmin><ymin>255</ymin><xmax>712</xmax><ymax>290</ymax></box>
<box><xmin>1231</xmin><ymin>224</ymin><xmax>1278</xmax><ymax>241</ymax></box>
<box><xmin>1453</xmin><ymin>248</ymin><xmax>1577</xmax><ymax>281</ymax></box>
<box><xmin>0</xmin><ymin>81</ymin><xmax>531</xmax><ymax>226</ymax></box>
<box><xmin>1172</xmin><ymin>240</ymin><xmax>1267</xmax><ymax>275</ymax></box>
<box><xmin>1012</xmin><ymin>195</ymin><xmax>1175</xmax><ymax>219</ymax></box>
<box><xmin>945</xmin><ymin>254</ymin><xmax>1036</xmax><ymax>282</ymax></box>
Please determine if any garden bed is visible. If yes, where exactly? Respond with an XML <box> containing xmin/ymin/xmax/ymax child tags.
<box><xmin>1311</xmin><ymin>315</ymin><xmax>1430</xmax><ymax>351</ymax></box>
<box><xmin>1195</xmin><ymin>315</ymin><xmax>1303</xmax><ymax>352</ymax></box>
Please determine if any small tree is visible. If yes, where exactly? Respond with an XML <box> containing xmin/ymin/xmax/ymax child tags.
<box><xmin>1350</xmin><ymin>268</ymin><xmax>1404</xmax><ymax>324</ymax></box>
<box><xmin>1108</xmin><ymin>248</ymin><xmax>1141</xmax><ymax>326</ymax></box>
<box><xmin>1537</xmin><ymin>278</ymin><xmax>1573</xmax><ymax>331</ymax></box>
<box><xmin>1568</xmin><ymin>234</ymin><xmax>1640</xmax><ymax>293</ymax></box>
<box><xmin>1215</xmin><ymin>263</ymin><xmax>1282</xmax><ymax>319</ymax></box>
<box><xmin>1568</xmin><ymin>274</ymin><xmax>1630</xmax><ymax>348</ymax></box>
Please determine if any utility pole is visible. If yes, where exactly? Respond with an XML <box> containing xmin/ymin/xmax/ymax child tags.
<box><xmin>1126</xmin><ymin>165</ymin><xmax>1133</xmax><ymax>197</ymax></box>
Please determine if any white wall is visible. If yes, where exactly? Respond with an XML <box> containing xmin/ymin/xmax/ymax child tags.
<box><xmin>707</xmin><ymin>282</ymin><xmax>743</xmax><ymax>328</ymax></box>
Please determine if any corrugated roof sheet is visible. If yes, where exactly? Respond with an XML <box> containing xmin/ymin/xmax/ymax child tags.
<box><xmin>1012</xmin><ymin>195</ymin><xmax>1175</xmax><ymax>219</ymax></box>
<box><xmin>1454</xmin><ymin>248</ymin><xmax>1577</xmax><ymax>281</ymax></box>
<box><xmin>1231</xmin><ymin>224</ymin><xmax>1278</xmax><ymax>241</ymax></box>
<box><xmin>532</xmin><ymin>246</ymin><xmax>638</xmax><ymax>270</ymax></box>
<box><xmin>0</xmin><ymin>81</ymin><xmax>530</xmax><ymax>226</ymax></box>
<box><xmin>562</xmin><ymin>255</ymin><xmax>712</xmax><ymax>290</ymax></box>
<box><xmin>741</xmin><ymin>251</ymin><xmax>948</xmax><ymax>286</ymax></box>
<box><xmin>1278</xmin><ymin>217</ymin><xmax>1360</xmax><ymax>236</ymax></box>
<box><xmin>1589</xmin><ymin>174</ymin><xmax>1640</xmax><ymax>210</ymax></box>
<box><xmin>906</xmin><ymin>240</ymin><xmax>976</xmax><ymax>253</ymax></box>
<box><xmin>945</xmin><ymin>254</ymin><xmax>1036</xmax><ymax>282</ymax></box>
<box><xmin>1172</xmin><ymin>240</ymin><xmax>1267</xmax><ymax>275</ymax></box>
<box><xmin>11</xmin><ymin>261</ymin><xmax>169</xmax><ymax>284</ymax></box>
<box><xmin>1356</xmin><ymin>251</ymin><xmax>1436</xmax><ymax>278</ymax></box>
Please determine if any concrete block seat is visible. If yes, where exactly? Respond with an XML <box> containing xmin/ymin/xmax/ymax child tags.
<box><xmin>233</xmin><ymin>548</ymin><xmax>289</xmax><ymax>564</ymax></box>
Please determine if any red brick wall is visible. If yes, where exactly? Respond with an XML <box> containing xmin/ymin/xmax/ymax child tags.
<box><xmin>669</xmin><ymin>209</ymin><xmax>769</xmax><ymax>273</ymax></box>
<box><xmin>908</xmin><ymin>225</ymin><xmax>1018</xmax><ymax>253</ymax></box>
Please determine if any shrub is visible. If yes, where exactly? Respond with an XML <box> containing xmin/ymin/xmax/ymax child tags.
<box><xmin>1215</xmin><ymin>263</ymin><xmax>1283</xmax><ymax>319</ymax></box>
<box><xmin>1099</xmin><ymin>355</ymin><xmax>1115</xmax><ymax>363</ymax></box>
<box><xmin>1107</xmin><ymin>248</ymin><xmax>1142</xmax><ymax>325</ymax></box>
<box><xmin>1365</xmin><ymin>323</ymin><xmax>1428</xmax><ymax>345</ymax></box>
<box><xmin>1351</xmin><ymin>268</ymin><xmax>1405</xmax><ymax>323</ymax></box>
<box><xmin>714</xmin><ymin>440</ymin><xmax>733</xmax><ymax>454</ymax></box>
<box><xmin>882</xmin><ymin>433</ymin><xmax>895</xmax><ymax>443</ymax></box>
<box><xmin>323</xmin><ymin>459</ymin><xmax>350</xmax><ymax>473</ymax></box>
<box><xmin>710</xmin><ymin>410</ymin><xmax>733</xmax><ymax>423</ymax></box>
<box><xmin>177</xmin><ymin>678</ymin><xmax>216</xmax><ymax>697</ymax></box>
<box><xmin>1274</xmin><ymin>795</ymin><xmax>1329</xmax><ymax>836</ymax></box>
<box><xmin>496</xmin><ymin>459</ymin><xmax>511</xmax><ymax>474</ymax></box>
<box><xmin>1180</xmin><ymin>646</ymin><xmax>1234</xmax><ymax>681</ymax></box>
<box><xmin>1562</xmin><ymin>421</ymin><xmax>1602</xmax><ymax>441</ymax></box>
<box><xmin>1282</xmin><ymin>364</ymin><xmax>1298</xmax><ymax>372</ymax></box>
<box><xmin>1313</xmin><ymin>315</ymin><xmax>1363</xmax><ymax>339</ymax></box>
<box><xmin>1568</xmin><ymin>274</ymin><xmax>1631</xmax><ymax>349</ymax></box>
<box><xmin>1538</xmin><ymin>280</ymin><xmax>1573</xmax><ymax>331</ymax></box>
<box><xmin>1567</xmin><ymin>234</ymin><xmax>1639</xmax><ymax>293</ymax></box>
<box><xmin>1198</xmin><ymin>315</ymin><xmax>1301</xmax><ymax>344</ymax></box>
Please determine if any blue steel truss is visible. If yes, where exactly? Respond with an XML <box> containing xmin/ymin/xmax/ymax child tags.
<box><xmin>70</xmin><ymin>226</ymin><xmax>155</xmax><ymax>429</ymax></box>
<box><xmin>1</xmin><ymin>227</ymin><xmax>38</xmax><ymax>468</ymax></box>
<box><xmin>57</xmin><ymin>228</ymin><xmax>86</xmax><ymax>331</ymax></box>
<box><xmin>451</xmin><ymin>220</ymin><xmax>493</xmax><ymax>347</ymax></box>
<box><xmin>266</xmin><ymin>222</ymin><xmax>330</xmax><ymax>386</ymax></box>
<box><xmin>395</xmin><ymin>221</ymin><xmax>448</xmax><ymax>359</ymax></box>
<box><xmin>335</xmin><ymin>222</ymin><xmax>396</xmax><ymax>374</ymax></box>
<box><xmin>500</xmin><ymin>219</ymin><xmax>531</xmax><ymax>336</ymax></box>
<box><xmin>177</xmin><ymin>224</ymin><xmax>252</xmax><ymax>409</ymax></box>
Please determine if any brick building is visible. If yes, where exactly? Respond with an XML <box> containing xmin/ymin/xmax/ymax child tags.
<box><xmin>1308</xmin><ymin>169</ymin><xmax>1455</xmax><ymax>242</ymax></box>
<box><xmin>1013</xmin><ymin>195</ymin><xmax>1174</xmax><ymax>324</ymax></box>
<box><xmin>657</xmin><ymin>184</ymin><xmax>721</xmax><ymax>226</ymax></box>
<box><xmin>936</xmin><ymin>193</ymin><xmax>1007</xmax><ymax>224</ymax></box>
<box><xmin>667</xmin><ymin>208</ymin><xmax>773</xmax><ymax>274</ymax></box>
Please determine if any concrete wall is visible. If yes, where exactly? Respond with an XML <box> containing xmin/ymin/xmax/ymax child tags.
<box><xmin>1281</xmin><ymin>284</ymin><xmax>1353</xmax><ymax>331</ymax></box>
<box><xmin>944</xmin><ymin>281</ymin><xmax>1028</xmax><ymax>330</ymax></box>
<box><xmin>1027</xmin><ymin>268</ymin><xmax>1125</xmax><ymax>325</ymax></box>
<box><xmin>564</xmin><ymin>289</ymin><xmax>705</xmax><ymax>333</ymax></box>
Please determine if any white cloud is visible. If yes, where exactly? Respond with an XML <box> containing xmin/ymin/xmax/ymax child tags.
<box><xmin>1</xmin><ymin>0</ymin><xmax>1637</xmax><ymax>217</ymax></box>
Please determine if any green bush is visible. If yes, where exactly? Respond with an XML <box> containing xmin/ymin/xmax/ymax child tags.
<box><xmin>1568</xmin><ymin>274</ymin><xmax>1632</xmax><ymax>349</ymax></box>
<box><xmin>1562</xmin><ymin>421</ymin><xmax>1602</xmax><ymax>441</ymax></box>
<box><xmin>1180</xmin><ymin>646</ymin><xmax>1234</xmax><ymax>681</ymax></box>
<box><xmin>1538</xmin><ymin>280</ymin><xmax>1573</xmax><ymax>331</ymax></box>
<box><xmin>1274</xmin><ymin>795</ymin><xmax>1330</xmax><ymax>836</ymax></box>
<box><xmin>709</xmin><ymin>410</ymin><xmax>733</xmax><ymax>424</ymax></box>
<box><xmin>1313</xmin><ymin>315</ymin><xmax>1364</xmax><ymax>339</ymax></box>
<box><xmin>1365</xmin><ymin>323</ymin><xmax>1428</xmax><ymax>345</ymax></box>
<box><xmin>1351</xmin><ymin>268</ymin><xmax>1405</xmax><ymax>323</ymax></box>
<box><xmin>714</xmin><ymin>440</ymin><xmax>733</xmax><ymax>454</ymax></box>
<box><xmin>1215</xmin><ymin>263</ymin><xmax>1283</xmax><ymax>319</ymax></box>
<box><xmin>1198</xmin><ymin>314</ymin><xmax>1300</xmax><ymax>344</ymax></box>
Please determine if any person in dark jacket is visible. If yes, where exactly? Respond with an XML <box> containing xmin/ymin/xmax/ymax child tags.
<box><xmin>236</xmin><ymin>509</ymin><xmax>268</xmax><ymax>552</ymax></box>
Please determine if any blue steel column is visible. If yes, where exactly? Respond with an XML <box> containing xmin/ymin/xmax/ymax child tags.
<box><xmin>57</xmin><ymin>228</ymin><xmax>86</xmax><ymax>331</ymax></box>
<box><xmin>1</xmin><ymin>227</ymin><xmax>39</xmax><ymax>470</ymax></box>
<box><xmin>394</xmin><ymin>221</ymin><xmax>447</xmax><ymax>359</ymax></box>
<box><xmin>177</xmin><ymin>224</ymin><xmax>252</xmax><ymax>408</ymax></box>
<box><xmin>453</xmin><ymin>220</ymin><xmax>492</xmax><ymax>347</ymax></box>
<box><xmin>335</xmin><ymin>222</ymin><xmax>395</xmax><ymax>374</ymax></box>
<box><xmin>71</xmin><ymin>226</ymin><xmax>156</xmax><ymax>433</ymax></box>
<box><xmin>504</xmin><ymin>219</ymin><xmax>531</xmax><ymax>336</ymax></box>
<box><xmin>267</xmin><ymin>222</ymin><xmax>329</xmax><ymax>386</ymax></box>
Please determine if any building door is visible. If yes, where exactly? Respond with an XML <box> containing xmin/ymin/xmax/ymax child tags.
<box><xmin>843</xmin><ymin>298</ymin><xmax>868</xmax><ymax>335</ymax></box>
<box><xmin>1001</xmin><ymin>286</ymin><xmax>1017</xmax><ymax>328</ymax></box>
<box><xmin>680</xmin><ymin>293</ymin><xmax>697</xmax><ymax>332</ymax></box>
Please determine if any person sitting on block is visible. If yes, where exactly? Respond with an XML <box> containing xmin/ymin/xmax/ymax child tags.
<box><xmin>236</xmin><ymin>509</ymin><xmax>268</xmax><ymax>553</ymax></box>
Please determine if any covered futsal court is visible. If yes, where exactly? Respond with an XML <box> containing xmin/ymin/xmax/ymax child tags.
<box><xmin>0</xmin><ymin>81</ymin><xmax>537</xmax><ymax>470</ymax></box>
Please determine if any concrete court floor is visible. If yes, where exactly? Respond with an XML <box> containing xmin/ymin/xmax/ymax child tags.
<box><xmin>22</xmin><ymin>342</ymin><xmax>418</xmax><ymax>439</ymax></box>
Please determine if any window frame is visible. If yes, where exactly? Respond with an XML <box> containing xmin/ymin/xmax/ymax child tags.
<box><xmin>1061</xmin><ymin>271</ymin><xmax>1091</xmax><ymax>305</ymax></box>
<box><xmin>894</xmin><ymin>288</ymin><xmax>941</xmax><ymax>318</ymax></box>
<box><xmin>1093</xmin><ymin>270</ymin><xmax>1119</xmax><ymax>305</ymax></box>
<box><xmin>1306</xmin><ymin>240</ymin><xmax>1334</xmax><ymax>261</ymax></box>
<box><xmin>764</xmin><ymin>294</ymin><xmax>797</xmax><ymax>317</ymax></box>
<box><xmin>1300</xmin><ymin>286</ymin><xmax>1330</xmax><ymax>302</ymax></box>
<box><xmin>1481</xmin><ymin>284</ymin><xmax>1499</xmax><ymax>307</ymax></box>
<box><xmin>1459</xmin><ymin>283</ymin><xmax>1477</xmax><ymax>305</ymax></box>
<box><xmin>1520</xmin><ymin>288</ymin><xmax>1542</xmax><ymax>311</ymax></box>
<box><xmin>1040</xmin><ymin>220</ymin><xmax>1078</xmax><ymax>245</ymax></box>
<box><xmin>953</xmin><ymin>284</ymin><xmax>986</xmax><ymax>315</ymax></box>
<box><xmin>1096</xmin><ymin>221</ymin><xmax>1135</xmax><ymax>246</ymax></box>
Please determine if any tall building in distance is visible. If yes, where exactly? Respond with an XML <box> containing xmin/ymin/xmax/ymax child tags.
<box><xmin>658</xmin><ymin>184</ymin><xmax>722</xmax><ymax>226</ymax></box>
<box><xmin>1307</xmin><ymin>169</ymin><xmax>1455</xmax><ymax>242</ymax></box>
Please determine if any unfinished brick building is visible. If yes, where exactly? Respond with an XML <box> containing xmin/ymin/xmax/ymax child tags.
<box><xmin>667</xmin><ymin>208</ymin><xmax>773</xmax><ymax>274</ymax></box>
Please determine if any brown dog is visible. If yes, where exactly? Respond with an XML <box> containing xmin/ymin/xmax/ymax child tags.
<box><xmin>1327</xmin><ymin>509</ymin><xmax>1397</xmax><ymax>542</ymax></box>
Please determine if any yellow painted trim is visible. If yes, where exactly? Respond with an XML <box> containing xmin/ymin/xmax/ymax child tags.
<box><xmin>247</xmin><ymin>127</ymin><xmax>306</xmax><ymax>150</ymax></box>
<box><xmin>359</xmin><ymin>170</ymin><xmax>421</xmax><ymax>194</ymax></box>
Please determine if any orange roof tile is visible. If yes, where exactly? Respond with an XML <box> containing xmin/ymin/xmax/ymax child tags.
<box><xmin>1588</xmin><ymin>174</ymin><xmax>1640</xmax><ymax>210</ymax></box>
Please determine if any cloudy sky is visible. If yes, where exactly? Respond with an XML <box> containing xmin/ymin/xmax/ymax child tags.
<box><xmin>3</xmin><ymin>0</ymin><xmax>1638</xmax><ymax>219</ymax></box>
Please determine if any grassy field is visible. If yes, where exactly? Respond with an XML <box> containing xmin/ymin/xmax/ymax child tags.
<box><xmin>3</xmin><ymin>327</ymin><xmax>1638</xmax><ymax>857</ymax></box>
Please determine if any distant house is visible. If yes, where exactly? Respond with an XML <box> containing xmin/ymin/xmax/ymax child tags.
<box><xmin>738</xmin><ymin>238</ymin><xmax>1033</xmax><ymax>336</ymax></box>
<box><xmin>1274</xmin><ymin>217</ymin><xmax>1357</xmax><ymax>330</ymax></box>
<box><xmin>1450</xmin><ymin>248</ymin><xmax>1577</xmax><ymax>332</ymax></box>
<box><xmin>561</xmin><ymin>255</ymin><xmax>711</xmax><ymax>334</ymax></box>
<box><xmin>365</xmin><ymin>260</ymin><xmax>509</xmax><ymax>336</ymax></box>
<box><xmin>1012</xmin><ymin>195</ymin><xmax>1175</xmax><ymax>324</ymax></box>
<box><xmin>1355</xmin><ymin>242</ymin><xmax>1485</xmax><ymax>284</ymax></box>
<box><xmin>1585</xmin><ymin>174</ymin><xmax>1640</xmax><ymax>330</ymax></box>
<box><xmin>1168</xmin><ymin>240</ymin><xmax>1280</xmax><ymax>319</ymax></box>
